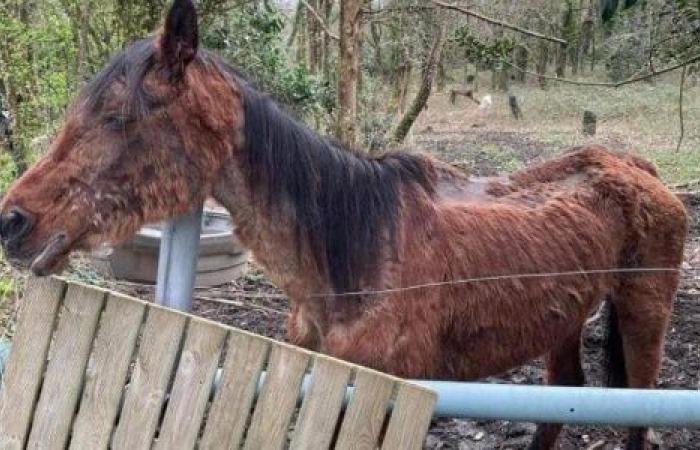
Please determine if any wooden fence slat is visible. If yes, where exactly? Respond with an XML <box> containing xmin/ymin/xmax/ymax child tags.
<box><xmin>199</xmin><ymin>332</ymin><xmax>269</xmax><ymax>450</ymax></box>
<box><xmin>242</xmin><ymin>344</ymin><xmax>309</xmax><ymax>450</ymax></box>
<box><xmin>334</xmin><ymin>369</ymin><xmax>395</xmax><ymax>450</ymax></box>
<box><xmin>0</xmin><ymin>277</ymin><xmax>65</xmax><ymax>450</ymax></box>
<box><xmin>154</xmin><ymin>319</ymin><xmax>227</xmax><ymax>450</ymax></box>
<box><xmin>3</xmin><ymin>280</ymin><xmax>437</xmax><ymax>450</ymax></box>
<box><xmin>26</xmin><ymin>282</ymin><xmax>106</xmax><ymax>450</ymax></box>
<box><xmin>69</xmin><ymin>293</ymin><xmax>146</xmax><ymax>450</ymax></box>
<box><xmin>381</xmin><ymin>383</ymin><xmax>437</xmax><ymax>450</ymax></box>
<box><xmin>289</xmin><ymin>356</ymin><xmax>352</xmax><ymax>450</ymax></box>
<box><xmin>110</xmin><ymin>306</ymin><xmax>187</xmax><ymax>450</ymax></box>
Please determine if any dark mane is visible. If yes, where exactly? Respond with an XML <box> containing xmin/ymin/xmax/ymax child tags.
<box><xmin>227</xmin><ymin>62</ymin><xmax>436</xmax><ymax>294</ymax></box>
<box><xmin>82</xmin><ymin>38</ymin><xmax>437</xmax><ymax>294</ymax></box>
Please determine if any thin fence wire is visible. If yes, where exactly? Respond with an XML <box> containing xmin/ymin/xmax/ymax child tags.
<box><xmin>312</xmin><ymin>267</ymin><xmax>700</xmax><ymax>298</ymax></box>
<box><xmin>109</xmin><ymin>266</ymin><xmax>700</xmax><ymax>304</ymax></box>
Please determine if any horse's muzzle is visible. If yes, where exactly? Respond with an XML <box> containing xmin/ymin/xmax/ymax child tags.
<box><xmin>0</xmin><ymin>207</ymin><xmax>34</xmax><ymax>251</ymax></box>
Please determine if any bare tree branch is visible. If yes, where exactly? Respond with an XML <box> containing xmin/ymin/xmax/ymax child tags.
<box><xmin>430</xmin><ymin>0</ymin><xmax>567</xmax><ymax>45</ymax></box>
<box><xmin>300</xmin><ymin>0</ymin><xmax>339</xmax><ymax>41</ymax></box>
<box><xmin>502</xmin><ymin>54</ymin><xmax>700</xmax><ymax>87</ymax></box>
<box><xmin>677</xmin><ymin>65</ymin><xmax>687</xmax><ymax>152</ymax></box>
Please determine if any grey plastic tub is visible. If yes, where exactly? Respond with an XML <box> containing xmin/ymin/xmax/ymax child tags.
<box><xmin>92</xmin><ymin>211</ymin><xmax>248</xmax><ymax>287</ymax></box>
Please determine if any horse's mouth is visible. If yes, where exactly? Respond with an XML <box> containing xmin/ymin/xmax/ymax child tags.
<box><xmin>30</xmin><ymin>233</ymin><xmax>72</xmax><ymax>276</ymax></box>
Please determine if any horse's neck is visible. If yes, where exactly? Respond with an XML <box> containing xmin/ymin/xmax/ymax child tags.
<box><xmin>212</xmin><ymin>157</ymin><xmax>328</xmax><ymax>300</ymax></box>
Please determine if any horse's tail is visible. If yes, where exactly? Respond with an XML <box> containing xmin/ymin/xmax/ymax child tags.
<box><xmin>604</xmin><ymin>301</ymin><xmax>628</xmax><ymax>388</ymax></box>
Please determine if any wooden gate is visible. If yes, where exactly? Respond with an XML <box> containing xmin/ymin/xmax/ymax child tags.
<box><xmin>0</xmin><ymin>277</ymin><xmax>436</xmax><ymax>450</ymax></box>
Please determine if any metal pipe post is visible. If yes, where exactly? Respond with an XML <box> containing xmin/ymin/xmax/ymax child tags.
<box><xmin>155</xmin><ymin>206</ymin><xmax>203</xmax><ymax>311</ymax></box>
<box><xmin>416</xmin><ymin>381</ymin><xmax>700</xmax><ymax>427</ymax></box>
<box><xmin>206</xmin><ymin>372</ymin><xmax>700</xmax><ymax>428</ymax></box>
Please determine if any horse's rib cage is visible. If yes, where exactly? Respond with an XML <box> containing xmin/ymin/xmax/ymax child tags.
<box><xmin>0</xmin><ymin>277</ymin><xmax>437</xmax><ymax>450</ymax></box>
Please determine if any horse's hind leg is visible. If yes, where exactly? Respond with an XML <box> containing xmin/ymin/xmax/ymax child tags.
<box><xmin>613</xmin><ymin>274</ymin><xmax>678</xmax><ymax>450</ymax></box>
<box><xmin>528</xmin><ymin>328</ymin><xmax>585</xmax><ymax>450</ymax></box>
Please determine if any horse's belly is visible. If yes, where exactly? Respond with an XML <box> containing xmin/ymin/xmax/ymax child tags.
<box><xmin>457</xmin><ymin>310</ymin><xmax>599</xmax><ymax>381</ymax></box>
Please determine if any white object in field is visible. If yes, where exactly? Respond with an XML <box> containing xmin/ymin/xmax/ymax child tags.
<box><xmin>478</xmin><ymin>94</ymin><xmax>493</xmax><ymax>109</ymax></box>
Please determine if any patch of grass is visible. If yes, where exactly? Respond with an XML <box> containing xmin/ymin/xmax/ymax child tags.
<box><xmin>478</xmin><ymin>143</ymin><xmax>526</xmax><ymax>173</ymax></box>
<box><xmin>421</xmin><ymin>71</ymin><xmax>699</xmax><ymax>184</ymax></box>
<box><xmin>0</xmin><ymin>258</ymin><xmax>20</xmax><ymax>341</ymax></box>
<box><xmin>641</xmin><ymin>149</ymin><xmax>700</xmax><ymax>185</ymax></box>
<box><xmin>0</xmin><ymin>278</ymin><xmax>16</xmax><ymax>298</ymax></box>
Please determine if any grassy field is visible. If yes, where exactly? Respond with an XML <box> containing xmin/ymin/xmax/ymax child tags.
<box><xmin>413</xmin><ymin>73</ymin><xmax>700</xmax><ymax>185</ymax></box>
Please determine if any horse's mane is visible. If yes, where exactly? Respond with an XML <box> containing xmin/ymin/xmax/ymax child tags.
<box><xmin>81</xmin><ymin>37</ymin><xmax>437</xmax><ymax>294</ymax></box>
<box><xmin>219</xmin><ymin>59</ymin><xmax>436</xmax><ymax>294</ymax></box>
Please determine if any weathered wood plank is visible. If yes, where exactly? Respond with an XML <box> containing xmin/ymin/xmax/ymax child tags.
<box><xmin>242</xmin><ymin>344</ymin><xmax>309</xmax><ymax>450</ymax></box>
<box><xmin>334</xmin><ymin>369</ymin><xmax>395</xmax><ymax>450</ymax></box>
<box><xmin>110</xmin><ymin>306</ymin><xmax>187</xmax><ymax>450</ymax></box>
<box><xmin>199</xmin><ymin>332</ymin><xmax>269</xmax><ymax>450</ymax></box>
<box><xmin>69</xmin><ymin>293</ymin><xmax>146</xmax><ymax>450</ymax></box>
<box><xmin>154</xmin><ymin>319</ymin><xmax>227</xmax><ymax>450</ymax></box>
<box><xmin>3</xmin><ymin>279</ymin><xmax>437</xmax><ymax>450</ymax></box>
<box><xmin>26</xmin><ymin>282</ymin><xmax>106</xmax><ymax>450</ymax></box>
<box><xmin>289</xmin><ymin>356</ymin><xmax>352</xmax><ymax>450</ymax></box>
<box><xmin>0</xmin><ymin>277</ymin><xmax>65</xmax><ymax>450</ymax></box>
<box><xmin>381</xmin><ymin>383</ymin><xmax>437</xmax><ymax>450</ymax></box>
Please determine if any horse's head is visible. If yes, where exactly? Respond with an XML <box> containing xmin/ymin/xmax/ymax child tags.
<box><xmin>0</xmin><ymin>0</ymin><xmax>239</xmax><ymax>275</ymax></box>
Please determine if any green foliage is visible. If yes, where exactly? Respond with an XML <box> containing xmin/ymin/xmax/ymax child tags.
<box><xmin>0</xmin><ymin>277</ymin><xmax>15</xmax><ymax>299</ymax></box>
<box><xmin>0</xmin><ymin>154</ymin><xmax>17</xmax><ymax>193</ymax></box>
<box><xmin>202</xmin><ymin>3</ymin><xmax>328</xmax><ymax>117</ymax></box>
<box><xmin>452</xmin><ymin>28</ymin><xmax>515</xmax><ymax>68</ymax></box>
<box><xmin>601</xmin><ymin>0</ymin><xmax>639</xmax><ymax>22</ymax></box>
<box><xmin>0</xmin><ymin>1</ymin><xmax>75</xmax><ymax>175</ymax></box>
<box><xmin>601</xmin><ymin>0</ymin><xmax>620</xmax><ymax>22</ymax></box>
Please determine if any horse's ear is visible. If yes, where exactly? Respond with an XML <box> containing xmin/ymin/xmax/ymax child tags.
<box><xmin>159</xmin><ymin>0</ymin><xmax>198</xmax><ymax>81</ymax></box>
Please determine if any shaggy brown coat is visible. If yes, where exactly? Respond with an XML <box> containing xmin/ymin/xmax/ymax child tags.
<box><xmin>0</xmin><ymin>2</ymin><xmax>687</xmax><ymax>449</ymax></box>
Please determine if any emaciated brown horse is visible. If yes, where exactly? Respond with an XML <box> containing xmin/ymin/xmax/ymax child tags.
<box><xmin>0</xmin><ymin>1</ymin><xmax>688</xmax><ymax>448</ymax></box>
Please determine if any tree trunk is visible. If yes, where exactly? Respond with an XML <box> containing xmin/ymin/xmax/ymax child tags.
<box><xmin>437</xmin><ymin>59</ymin><xmax>447</xmax><ymax>92</ymax></box>
<box><xmin>536</xmin><ymin>41</ymin><xmax>548</xmax><ymax>89</ymax></box>
<box><xmin>288</xmin><ymin>1</ymin><xmax>303</xmax><ymax>47</ymax></box>
<box><xmin>570</xmin><ymin>45</ymin><xmax>579</xmax><ymax>75</ymax></box>
<box><xmin>580</xmin><ymin>17</ymin><xmax>594</xmax><ymax>73</ymax></box>
<box><xmin>491</xmin><ymin>65</ymin><xmax>509</xmax><ymax>91</ymax></box>
<box><xmin>337</xmin><ymin>0</ymin><xmax>363</xmax><ymax>146</ymax></box>
<box><xmin>321</xmin><ymin>0</ymin><xmax>333</xmax><ymax>81</ymax></box>
<box><xmin>555</xmin><ymin>43</ymin><xmax>567</xmax><ymax>78</ymax></box>
<box><xmin>394</xmin><ymin>45</ymin><xmax>412</xmax><ymax>114</ymax></box>
<box><xmin>391</xmin><ymin>22</ymin><xmax>446</xmax><ymax>144</ymax></box>
<box><xmin>296</xmin><ymin>5</ymin><xmax>308</xmax><ymax>67</ymax></box>
<box><xmin>370</xmin><ymin>13</ymin><xmax>383</xmax><ymax>76</ymax></box>
<box><xmin>77</xmin><ymin>0</ymin><xmax>90</xmax><ymax>84</ymax></box>
<box><xmin>307</xmin><ymin>0</ymin><xmax>321</xmax><ymax>73</ymax></box>
<box><xmin>514</xmin><ymin>45</ymin><xmax>528</xmax><ymax>82</ymax></box>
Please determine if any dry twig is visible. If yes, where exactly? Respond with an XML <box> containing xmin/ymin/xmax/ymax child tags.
<box><xmin>502</xmin><ymin>54</ymin><xmax>700</xmax><ymax>87</ymax></box>
<box><xmin>677</xmin><ymin>65</ymin><xmax>687</xmax><ymax>152</ymax></box>
<box><xmin>299</xmin><ymin>0</ymin><xmax>339</xmax><ymax>41</ymax></box>
<box><xmin>195</xmin><ymin>295</ymin><xmax>287</xmax><ymax>316</ymax></box>
<box><xmin>431</xmin><ymin>0</ymin><xmax>567</xmax><ymax>45</ymax></box>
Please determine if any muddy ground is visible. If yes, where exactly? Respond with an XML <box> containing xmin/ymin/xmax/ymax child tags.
<box><xmin>105</xmin><ymin>125</ymin><xmax>700</xmax><ymax>450</ymax></box>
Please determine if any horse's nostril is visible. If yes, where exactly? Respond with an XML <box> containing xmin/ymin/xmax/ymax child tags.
<box><xmin>0</xmin><ymin>207</ymin><xmax>34</xmax><ymax>243</ymax></box>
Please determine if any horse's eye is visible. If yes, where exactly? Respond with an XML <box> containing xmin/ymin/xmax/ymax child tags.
<box><xmin>104</xmin><ymin>114</ymin><xmax>129</xmax><ymax>130</ymax></box>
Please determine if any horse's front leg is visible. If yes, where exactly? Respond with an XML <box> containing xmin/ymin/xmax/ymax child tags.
<box><xmin>287</xmin><ymin>302</ymin><xmax>321</xmax><ymax>350</ymax></box>
<box><xmin>321</xmin><ymin>315</ymin><xmax>438</xmax><ymax>378</ymax></box>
